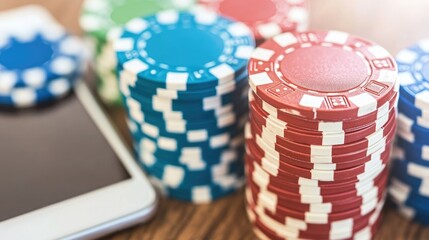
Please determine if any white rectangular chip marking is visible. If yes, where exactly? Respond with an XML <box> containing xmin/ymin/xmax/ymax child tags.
<box><xmin>228</xmin><ymin>22</ymin><xmax>252</xmax><ymax>37</ymax></box>
<box><xmin>419</xmin><ymin>39</ymin><xmax>429</xmax><ymax>52</ymax></box>
<box><xmin>318</xmin><ymin>121</ymin><xmax>342</xmax><ymax>132</ymax></box>
<box><xmin>142</xmin><ymin>123</ymin><xmax>159</xmax><ymax>138</ymax></box>
<box><xmin>157</xmin><ymin>10</ymin><xmax>179</xmax><ymax>24</ymax></box>
<box><xmin>187</xmin><ymin>130</ymin><xmax>208</xmax><ymax>142</ymax></box>
<box><xmin>192</xmin><ymin>186</ymin><xmax>212</xmax><ymax>203</ymax></box>
<box><xmin>158</xmin><ymin>137</ymin><xmax>177</xmax><ymax>151</ymax></box>
<box><xmin>166</xmin><ymin>72</ymin><xmax>188</xmax><ymax>90</ymax></box>
<box><xmin>258</xmin><ymin>23</ymin><xmax>281</xmax><ymax>40</ymax></box>
<box><xmin>209</xmin><ymin>63</ymin><xmax>234</xmax><ymax>85</ymax></box>
<box><xmin>114</xmin><ymin>38</ymin><xmax>134</xmax><ymax>51</ymax></box>
<box><xmin>249</xmin><ymin>72</ymin><xmax>273</xmax><ymax>89</ymax></box>
<box><xmin>415</xmin><ymin>90</ymin><xmax>429</xmax><ymax>109</ymax></box>
<box><xmin>273</xmin><ymin>32</ymin><xmax>298</xmax><ymax>47</ymax></box>
<box><xmin>235</xmin><ymin>45</ymin><xmax>254</xmax><ymax>59</ymax></box>
<box><xmin>325</xmin><ymin>31</ymin><xmax>348</xmax><ymax>44</ymax></box>
<box><xmin>310</xmin><ymin>145</ymin><xmax>332</xmax><ymax>156</ymax></box>
<box><xmin>396</xmin><ymin>49</ymin><xmax>419</xmax><ymax>64</ymax></box>
<box><xmin>251</xmin><ymin>48</ymin><xmax>275</xmax><ymax>61</ymax></box>
<box><xmin>349</xmin><ymin>93</ymin><xmax>377</xmax><ymax>117</ymax></box>
<box><xmin>123</xmin><ymin>59</ymin><xmax>149</xmax><ymax>75</ymax></box>
<box><xmin>163</xmin><ymin>165</ymin><xmax>184</xmax><ymax>188</ymax></box>
<box><xmin>367</xmin><ymin>45</ymin><xmax>389</xmax><ymax>58</ymax></box>
<box><xmin>299</xmin><ymin>94</ymin><xmax>324</xmax><ymax>108</ymax></box>
<box><xmin>126</xmin><ymin>18</ymin><xmax>148</xmax><ymax>34</ymax></box>
<box><xmin>398</xmin><ymin>72</ymin><xmax>416</xmax><ymax>86</ymax></box>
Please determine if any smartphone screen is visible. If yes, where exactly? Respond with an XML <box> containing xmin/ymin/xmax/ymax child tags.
<box><xmin>0</xmin><ymin>91</ymin><xmax>130</xmax><ymax>222</ymax></box>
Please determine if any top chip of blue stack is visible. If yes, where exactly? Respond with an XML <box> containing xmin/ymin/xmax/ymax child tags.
<box><xmin>396</xmin><ymin>39</ymin><xmax>429</xmax><ymax>110</ymax></box>
<box><xmin>0</xmin><ymin>6</ymin><xmax>85</xmax><ymax>108</ymax></box>
<box><xmin>114</xmin><ymin>7</ymin><xmax>255</xmax><ymax>91</ymax></box>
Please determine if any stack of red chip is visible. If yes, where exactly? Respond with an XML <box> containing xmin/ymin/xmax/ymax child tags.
<box><xmin>198</xmin><ymin>0</ymin><xmax>309</xmax><ymax>45</ymax></box>
<box><xmin>245</xmin><ymin>30</ymin><xmax>398</xmax><ymax>240</ymax></box>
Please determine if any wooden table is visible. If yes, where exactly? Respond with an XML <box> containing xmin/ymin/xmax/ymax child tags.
<box><xmin>2</xmin><ymin>1</ymin><xmax>429</xmax><ymax>239</ymax></box>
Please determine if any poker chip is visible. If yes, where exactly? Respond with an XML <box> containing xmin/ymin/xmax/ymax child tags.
<box><xmin>0</xmin><ymin>6</ymin><xmax>85</xmax><ymax>108</ymax></box>
<box><xmin>199</xmin><ymin>0</ymin><xmax>310</xmax><ymax>45</ymax></box>
<box><xmin>80</xmin><ymin>0</ymin><xmax>195</xmax><ymax>106</ymax></box>
<box><xmin>245</xmin><ymin>30</ymin><xmax>397</xmax><ymax>239</ymax></box>
<box><xmin>248</xmin><ymin>30</ymin><xmax>398</xmax><ymax>121</ymax></box>
<box><xmin>389</xmin><ymin>40</ymin><xmax>429</xmax><ymax>225</ymax></box>
<box><xmin>116</xmin><ymin>9</ymin><xmax>255</xmax><ymax>203</ymax></box>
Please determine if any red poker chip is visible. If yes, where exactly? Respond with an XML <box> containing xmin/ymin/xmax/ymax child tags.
<box><xmin>245</xmin><ymin>186</ymin><xmax>385</xmax><ymax>231</ymax></box>
<box><xmin>250</xmin><ymin>90</ymin><xmax>398</xmax><ymax>133</ymax></box>
<box><xmin>245</xmin><ymin>135</ymin><xmax>392</xmax><ymax>181</ymax></box>
<box><xmin>198</xmin><ymin>0</ymin><xmax>309</xmax><ymax>42</ymax></box>
<box><xmin>247</xmin><ymin>133</ymin><xmax>394</xmax><ymax>171</ymax></box>
<box><xmin>247</xmin><ymin>160</ymin><xmax>389</xmax><ymax>197</ymax></box>
<box><xmin>245</xmin><ymin>161</ymin><xmax>388</xmax><ymax>204</ymax></box>
<box><xmin>250</xmin><ymin>215</ymin><xmax>381</xmax><ymax>240</ymax></box>
<box><xmin>246</xmin><ymin>162</ymin><xmax>388</xmax><ymax>200</ymax></box>
<box><xmin>245</xmin><ymin>151</ymin><xmax>389</xmax><ymax>187</ymax></box>
<box><xmin>249</xmin><ymin>182</ymin><xmax>385</xmax><ymax>216</ymax></box>
<box><xmin>248</xmin><ymin>119</ymin><xmax>396</xmax><ymax>167</ymax></box>
<box><xmin>248</xmin><ymin>30</ymin><xmax>398</xmax><ymax>121</ymax></box>
<box><xmin>245</xmin><ymin>147</ymin><xmax>391</xmax><ymax>183</ymax></box>
<box><xmin>249</xmin><ymin>104</ymin><xmax>397</xmax><ymax>146</ymax></box>
<box><xmin>246</xmin><ymin>158</ymin><xmax>388</xmax><ymax>195</ymax></box>
<box><xmin>246</xmin><ymin>169</ymin><xmax>387</xmax><ymax>212</ymax></box>
<box><xmin>248</xmin><ymin>114</ymin><xmax>396</xmax><ymax>164</ymax></box>
<box><xmin>250</xmin><ymin>99</ymin><xmax>396</xmax><ymax>146</ymax></box>
<box><xmin>248</xmin><ymin>206</ymin><xmax>382</xmax><ymax>240</ymax></box>
<box><xmin>246</xmin><ymin>190</ymin><xmax>384</xmax><ymax>239</ymax></box>
<box><xmin>248</xmin><ymin>115</ymin><xmax>397</xmax><ymax>162</ymax></box>
<box><xmin>249</xmin><ymin>92</ymin><xmax>398</xmax><ymax>135</ymax></box>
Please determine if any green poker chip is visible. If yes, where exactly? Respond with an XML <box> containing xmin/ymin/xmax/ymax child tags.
<box><xmin>80</xmin><ymin>0</ymin><xmax>195</xmax><ymax>106</ymax></box>
<box><xmin>81</xmin><ymin>0</ymin><xmax>194</xmax><ymax>40</ymax></box>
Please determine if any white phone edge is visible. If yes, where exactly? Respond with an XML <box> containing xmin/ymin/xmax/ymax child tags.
<box><xmin>0</xmin><ymin>80</ymin><xmax>158</xmax><ymax>240</ymax></box>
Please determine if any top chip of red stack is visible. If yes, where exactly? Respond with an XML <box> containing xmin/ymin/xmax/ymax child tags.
<box><xmin>198</xmin><ymin>0</ymin><xmax>309</xmax><ymax>44</ymax></box>
<box><xmin>248</xmin><ymin>30</ymin><xmax>398</xmax><ymax>122</ymax></box>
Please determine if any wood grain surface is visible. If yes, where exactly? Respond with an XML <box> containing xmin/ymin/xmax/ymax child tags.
<box><xmin>1</xmin><ymin>1</ymin><xmax>429</xmax><ymax>239</ymax></box>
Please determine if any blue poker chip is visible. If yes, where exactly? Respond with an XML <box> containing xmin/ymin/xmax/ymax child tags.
<box><xmin>140</xmin><ymin>157</ymin><xmax>244</xmax><ymax>188</ymax></box>
<box><xmin>124</xmin><ymin>96</ymin><xmax>248</xmax><ymax>125</ymax></box>
<box><xmin>0</xmin><ymin>7</ymin><xmax>85</xmax><ymax>108</ymax></box>
<box><xmin>150</xmin><ymin>175</ymin><xmax>243</xmax><ymax>203</ymax></box>
<box><xmin>126</xmin><ymin>103</ymin><xmax>247</xmax><ymax>135</ymax></box>
<box><xmin>130</xmin><ymin>125</ymin><xmax>245</xmax><ymax>152</ymax></box>
<box><xmin>396</xmin><ymin>40</ymin><xmax>429</xmax><ymax>110</ymax></box>
<box><xmin>115</xmin><ymin>8</ymin><xmax>255</xmax><ymax>91</ymax></box>
<box><xmin>391</xmin><ymin>200</ymin><xmax>429</xmax><ymax>225</ymax></box>
<box><xmin>390</xmin><ymin>160</ymin><xmax>427</xmax><ymax>190</ymax></box>
<box><xmin>0</xmin><ymin>30</ymin><xmax>84</xmax><ymax>90</ymax></box>
<box><xmin>395</xmin><ymin>137</ymin><xmax>429</xmax><ymax>164</ymax></box>
<box><xmin>397</xmin><ymin>96</ymin><xmax>428</xmax><ymax>121</ymax></box>
<box><xmin>127</xmin><ymin>87</ymin><xmax>248</xmax><ymax>114</ymax></box>
<box><xmin>131</xmin><ymin>132</ymin><xmax>245</xmax><ymax>163</ymax></box>
<box><xmin>389</xmin><ymin>176</ymin><xmax>429</xmax><ymax>225</ymax></box>
<box><xmin>0</xmin><ymin>76</ymin><xmax>76</xmax><ymax>108</ymax></box>
<box><xmin>125</xmin><ymin>68</ymin><xmax>249</xmax><ymax>101</ymax></box>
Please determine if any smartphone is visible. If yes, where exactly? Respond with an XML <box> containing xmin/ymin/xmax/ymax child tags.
<box><xmin>0</xmin><ymin>80</ymin><xmax>157</xmax><ymax>240</ymax></box>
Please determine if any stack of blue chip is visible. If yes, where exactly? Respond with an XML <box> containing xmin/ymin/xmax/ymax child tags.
<box><xmin>389</xmin><ymin>39</ymin><xmax>429</xmax><ymax>225</ymax></box>
<box><xmin>115</xmin><ymin>8</ymin><xmax>255</xmax><ymax>203</ymax></box>
<box><xmin>0</xmin><ymin>6</ymin><xmax>85</xmax><ymax>108</ymax></box>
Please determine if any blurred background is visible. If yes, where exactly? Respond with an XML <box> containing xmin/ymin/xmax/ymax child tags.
<box><xmin>2</xmin><ymin>0</ymin><xmax>429</xmax><ymax>54</ymax></box>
